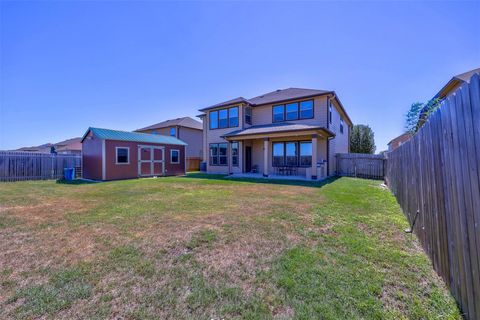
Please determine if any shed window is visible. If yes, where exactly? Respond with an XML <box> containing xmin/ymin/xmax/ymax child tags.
<box><xmin>116</xmin><ymin>147</ymin><xmax>129</xmax><ymax>164</ymax></box>
<box><xmin>171</xmin><ymin>149</ymin><xmax>180</xmax><ymax>164</ymax></box>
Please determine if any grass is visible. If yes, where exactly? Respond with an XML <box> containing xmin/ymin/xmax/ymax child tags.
<box><xmin>0</xmin><ymin>174</ymin><xmax>460</xmax><ymax>319</ymax></box>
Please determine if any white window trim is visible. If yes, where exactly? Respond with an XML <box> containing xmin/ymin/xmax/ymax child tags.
<box><xmin>116</xmin><ymin>147</ymin><xmax>130</xmax><ymax>164</ymax></box>
<box><xmin>170</xmin><ymin>149</ymin><xmax>180</xmax><ymax>164</ymax></box>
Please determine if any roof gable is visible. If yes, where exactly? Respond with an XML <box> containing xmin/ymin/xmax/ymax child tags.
<box><xmin>82</xmin><ymin>127</ymin><xmax>187</xmax><ymax>145</ymax></box>
<box><xmin>248</xmin><ymin>88</ymin><xmax>332</xmax><ymax>106</ymax></box>
<box><xmin>136</xmin><ymin>116</ymin><xmax>203</xmax><ymax>131</ymax></box>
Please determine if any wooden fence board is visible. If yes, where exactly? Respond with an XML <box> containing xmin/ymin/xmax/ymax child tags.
<box><xmin>336</xmin><ymin>153</ymin><xmax>385</xmax><ymax>180</ymax></box>
<box><xmin>385</xmin><ymin>73</ymin><xmax>480</xmax><ymax>319</ymax></box>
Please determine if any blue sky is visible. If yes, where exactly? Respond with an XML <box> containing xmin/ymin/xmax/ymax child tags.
<box><xmin>1</xmin><ymin>1</ymin><xmax>479</xmax><ymax>151</ymax></box>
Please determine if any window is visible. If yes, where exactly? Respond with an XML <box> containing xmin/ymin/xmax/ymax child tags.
<box><xmin>116</xmin><ymin>147</ymin><xmax>129</xmax><ymax>164</ymax></box>
<box><xmin>210</xmin><ymin>111</ymin><xmax>219</xmax><ymax>129</ymax></box>
<box><xmin>151</xmin><ymin>130</ymin><xmax>158</xmax><ymax>135</ymax></box>
<box><xmin>300</xmin><ymin>100</ymin><xmax>314</xmax><ymax>119</ymax></box>
<box><xmin>209</xmin><ymin>107</ymin><xmax>239</xmax><ymax>129</ymax></box>
<box><xmin>229</xmin><ymin>107</ymin><xmax>239</xmax><ymax>127</ymax></box>
<box><xmin>272</xmin><ymin>141</ymin><xmax>312</xmax><ymax>167</ymax></box>
<box><xmin>273</xmin><ymin>105</ymin><xmax>285</xmax><ymax>122</ymax></box>
<box><xmin>273</xmin><ymin>142</ymin><xmax>285</xmax><ymax>166</ymax></box>
<box><xmin>286</xmin><ymin>103</ymin><xmax>299</xmax><ymax>121</ymax></box>
<box><xmin>340</xmin><ymin>117</ymin><xmax>344</xmax><ymax>134</ymax></box>
<box><xmin>285</xmin><ymin>142</ymin><xmax>298</xmax><ymax>166</ymax></box>
<box><xmin>171</xmin><ymin>149</ymin><xmax>180</xmax><ymax>164</ymax></box>
<box><xmin>210</xmin><ymin>143</ymin><xmax>228</xmax><ymax>166</ymax></box>
<box><xmin>299</xmin><ymin>142</ymin><xmax>312</xmax><ymax>166</ymax></box>
<box><xmin>272</xmin><ymin>100</ymin><xmax>314</xmax><ymax>122</ymax></box>
<box><xmin>231</xmin><ymin>142</ymin><xmax>239</xmax><ymax>167</ymax></box>
<box><xmin>245</xmin><ymin>107</ymin><xmax>252</xmax><ymax>125</ymax></box>
<box><xmin>170</xmin><ymin>127</ymin><xmax>176</xmax><ymax>137</ymax></box>
<box><xmin>329</xmin><ymin>102</ymin><xmax>332</xmax><ymax>124</ymax></box>
<box><xmin>219</xmin><ymin>109</ymin><xmax>228</xmax><ymax>128</ymax></box>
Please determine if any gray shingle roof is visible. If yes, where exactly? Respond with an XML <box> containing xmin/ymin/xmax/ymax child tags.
<box><xmin>136</xmin><ymin>116</ymin><xmax>203</xmax><ymax>131</ymax></box>
<box><xmin>222</xmin><ymin>123</ymin><xmax>334</xmax><ymax>138</ymax></box>
<box><xmin>199</xmin><ymin>97</ymin><xmax>250</xmax><ymax>112</ymax></box>
<box><xmin>82</xmin><ymin>127</ymin><xmax>187</xmax><ymax>145</ymax></box>
<box><xmin>248</xmin><ymin>88</ymin><xmax>332</xmax><ymax>106</ymax></box>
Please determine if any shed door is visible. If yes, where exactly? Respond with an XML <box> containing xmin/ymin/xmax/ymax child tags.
<box><xmin>138</xmin><ymin>146</ymin><xmax>164</xmax><ymax>177</ymax></box>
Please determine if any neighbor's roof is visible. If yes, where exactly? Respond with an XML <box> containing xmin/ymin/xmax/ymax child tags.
<box><xmin>222</xmin><ymin>123</ymin><xmax>334</xmax><ymax>138</ymax></box>
<box><xmin>136</xmin><ymin>116</ymin><xmax>203</xmax><ymax>132</ymax></box>
<box><xmin>387</xmin><ymin>133</ymin><xmax>412</xmax><ymax>146</ymax></box>
<box><xmin>81</xmin><ymin>127</ymin><xmax>187</xmax><ymax>145</ymax></box>
<box><xmin>434</xmin><ymin>67</ymin><xmax>480</xmax><ymax>99</ymax></box>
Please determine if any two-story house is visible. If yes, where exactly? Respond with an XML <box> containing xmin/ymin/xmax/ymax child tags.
<box><xmin>136</xmin><ymin>116</ymin><xmax>203</xmax><ymax>170</ymax></box>
<box><xmin>198</xmin><ymin>88</ymin><xmax>352</xmax><ymax>179</ymax></box>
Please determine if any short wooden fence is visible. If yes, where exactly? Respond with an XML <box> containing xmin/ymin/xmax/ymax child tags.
<box><xmin>385</xmin><ymin>74</ymin><xmax>480</xmax><ymax>319</ymax></box>
<box><xmin>0</xmin><ymin>151</ymin><xmax>82</xmax><ymax>182</ymax></box>
<box><xmin>336</xmin><ymin>153</ymin><xmax>385</xmax><ymax>180</ymax></box>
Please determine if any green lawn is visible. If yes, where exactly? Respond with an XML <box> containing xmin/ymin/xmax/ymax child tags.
<box><xmin>0</xmin><ymin>174</ymin><xmax>460</xmax><ymax>319</ymax></box>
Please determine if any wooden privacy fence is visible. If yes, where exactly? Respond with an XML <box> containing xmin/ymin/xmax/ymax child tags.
<box><xmin>0</xmin><ymin>151</ymin><xmax>82</xmax><ymax>182</ymax></box>
<box><xmin>385</xmin><ymin>74</ymin><xmax>480</xmax><ymax>319</ymax></box>
<box><xmin>186</xmin><ymin>157</ymin><xmax>201</xmax><ymax>172</ymax></box>
<box><xmin>336</xmin><ymin>153</ymin><xmax>385</xmax><ymax>179</ymax></box>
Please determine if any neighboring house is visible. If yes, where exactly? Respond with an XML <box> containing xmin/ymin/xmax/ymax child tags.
<box><xmin>81</xmin><ymin>127</ymin><xmax>187</xmax><ymax>181</ymax></box>
<box><xmin>54</xmin><ymin>137</ymin><xmax>82</xmax><ymax>154</ymax></box>
<box><xmin>15</xmin><ymin>138</ymin><xmax>82</xmax><ymax>154</ymax></box>
<box><xmin>198</xmin><ymin>88</ymin><xmax>353</xmax><ymax>179</ymax></box>
<box><xmin>136</xmin><ymin>117</ymin><xmax>203</xmax><ymax>170</ymax></box>
<box><xmin>418</xmin><ymin>67</ymin><xmax>480</xmax><ymax>128</ymax></box>
<box><xmin>387</xmin><ymin>133</ymin><xmax>412</xmax><ymax>152</ymax></box>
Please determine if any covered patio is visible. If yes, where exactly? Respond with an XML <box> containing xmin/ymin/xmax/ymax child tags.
<box><xmin>222</xmin><ymin>123</ymin><xmax>334</xmax><ymax>180</ymax></box>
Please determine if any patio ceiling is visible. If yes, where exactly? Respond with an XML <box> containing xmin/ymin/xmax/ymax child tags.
<box><xmin>222</xmin><ymin>123</ymin><xmax>334</xmax><ymax>141</ymax></box>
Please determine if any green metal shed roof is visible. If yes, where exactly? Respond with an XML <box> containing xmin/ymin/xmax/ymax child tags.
<box><xmin>82</xmin><ymin>127</ymin><xmax>187</xmax><ymax>145</ymax></box>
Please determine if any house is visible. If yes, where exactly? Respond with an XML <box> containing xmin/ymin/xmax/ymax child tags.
<box><xmin>387</xmin><ymin>133</ymin><xmax>412</xmax><ymax>152</ymax></box>
<box><xmin>418</xmin><ymin>67</ymin><xmax>480</xmax><ymax>128</ymax></box>
<box><xmin>53</xmin><ymin>137</ymin><xmax>82</xmax><ymax>154</ymax></box>
<box><xmin>135</xmin><ymin>117</ymin><xmax>203</xmax><ymax>170</ymax></box>
<box><xmin>15</xmin><ymin>137</ymin><xmax>82</xmax><ymax>154</ymax></box>
<box><xmin>197</xmin><ymin>88</ymin><xmax>353</xmax><ymax>179</ymax></box>
<box><xmin>81</xmin><ymin>127</ymin><xmax>187</xmax><ymax>181</ymax></box>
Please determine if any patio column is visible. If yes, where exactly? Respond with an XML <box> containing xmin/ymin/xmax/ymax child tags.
<box><xmin>311</xmin><ymin>134</ymin><xmax>318</xmax><ymax>180</ymax></box>
<box><xmin>263</xmin><ymin>138</ymin><xmax>269</xmax><ymax>177</ymax></box>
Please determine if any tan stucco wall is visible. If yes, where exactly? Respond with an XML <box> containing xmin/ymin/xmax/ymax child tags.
<box><xmin>327</xmin><ymin>99</ymin><xmax>350</xmax><ymax>175</ymax></box>
<box><xmin>139</xmin><ymin>126</ymin><xmax>203</xmax><ymax>160</ymax></box>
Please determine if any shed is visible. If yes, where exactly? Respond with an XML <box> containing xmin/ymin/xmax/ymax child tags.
<box><xmin>81</xmin><ymin>127</ymin><xmax>187</xmax><ymax>181</ymax></box>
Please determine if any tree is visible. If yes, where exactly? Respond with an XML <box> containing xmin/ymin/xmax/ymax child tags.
<box><xmin>405</xmin><ymin>98</ymin><xmax>441</xmax><ymax>134</ymax></box>
<box><xmin>349</xmin><ymin>124</ymin><xmax>376</xmax><ymax>154</ymax></box>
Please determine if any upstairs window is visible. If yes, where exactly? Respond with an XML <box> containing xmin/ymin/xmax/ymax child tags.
<box><xmin>300</xmin><ymin>100</ymin><xmax>314</xmax><ymax>119</ymax></box>
<box><xmin>209</xmin><ymin>106</ymin><xmax>239</xmax><ymax>129</ymax></box>
<box><xmin>272</xmin><ymin>100</ymin><xmax>314</xmax><ymax>122</ymax></box>
<box><xmin>219</xmin><ymin>109</ymin><xmax>228</xmax><ymax>128</ymax></box>
<box><xmin>210</xmin><ymin>111</ymin><xmax>219</xmax><ymax>129</ymax></box>
<box><xmin>170</xmin><ymin>127</ymin><xmax>176</xmax><ymax>137</ymax></box>
<box><xmin>340</xmin><ymin>117</ymin><xmax>344</xmax><ymax>134</ymax></box>
<box><xmin>286</xmin><ymin>103</ymin><xmax>299</xmax><ymax>121</ymax></box>
<box><xmin>273</xmin><ymin>105</ymin><xmax>285</xmax><ymax>122</ymax></box>
<box><xmin>229</xmin><ymin>107</ymin><xmax>239</xmax><ymax>127</ymax></box>
<box><xmin>245</xmin><ymin>107</ymin><xmax>252</xmax><ymax>125</ymax></box>
<box><xmin>329</xmin><ymin>101</ymin><xmax>333</xmax><ymax>124</ymax></box>
<box><xmin>116</xmin><ymin>147</ymin><xmax>129</xmax><ymax>164</ymax></box>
